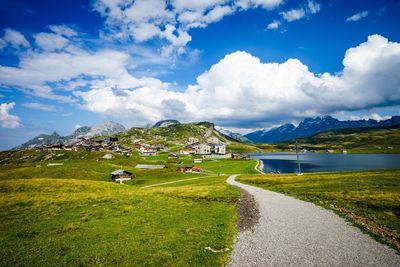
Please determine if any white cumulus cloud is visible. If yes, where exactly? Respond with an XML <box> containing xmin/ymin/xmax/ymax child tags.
<box><xmin>0</xmin><ymin>102</ymin><xmax>22</xmax><ymax>128</ymax></box>
<box><xmin>76</xmin><ymin>34</ymin><xmax>400</xmax><ymax>128</ymax></box>
<box><xmin>92</xmin><ymin>0</ymin><xmax>285</xmax><ymax>54</ymax></box>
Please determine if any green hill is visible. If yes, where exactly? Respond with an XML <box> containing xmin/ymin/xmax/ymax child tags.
<box><xmin>278</xmin><ymin>126</ymin><xmax>400</xmax><ymax>153</ymax></box>
<box><xmin>114</xmin><ymin>121</ymin><xmax>261</xmax><ymax>153</ymax></box>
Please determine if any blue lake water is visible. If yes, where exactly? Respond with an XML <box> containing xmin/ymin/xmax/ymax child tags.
<box><xmin>251</xmin><ymin>153</ymin><xmax>400</xmax><ymax>173</ymax></box>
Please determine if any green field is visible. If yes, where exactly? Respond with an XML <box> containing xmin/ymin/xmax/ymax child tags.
<box><xmin>237</xmin><ymin>170</ymin><xmax>400</xmax><ymax>251</ymax></box>
<box><xmin>0</xmin><ymin>149</ymin><xmax>257</xmax><ymax>266</ymax></box>
<box><xmin>1</xmin><ymin>148</ymin><xmax>400</xmax><ymax>265</ymax></box>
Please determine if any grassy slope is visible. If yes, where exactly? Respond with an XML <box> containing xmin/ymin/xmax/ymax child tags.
<box><xmin>0</xmin><ymin>149</ymin><xmax>258</xmax><ymax>266</ymax></box>
<box><xmin>276</xmin><ymin>126</ymin><xmax>400</xmax><ymax>153</ymax></box>
<box><xmin>237</xmin><ymin>170</ymin><xmax>400</xmax><ymax>251</ymax></box>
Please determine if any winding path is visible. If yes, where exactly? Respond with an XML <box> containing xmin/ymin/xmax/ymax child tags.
<box><xmin>227</xmin><ymin>174</ymin><xmax>400</xmax><ymax>267</ymax></box>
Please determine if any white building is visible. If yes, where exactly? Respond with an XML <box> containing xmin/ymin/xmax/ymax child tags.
<box><xmin>213</xmin><ymin>143</ymin><xmax>226</xmax><ymax>155</ymax></box>
<box><xmin>194</xmin><ymin>144</ymin><xmax>211</xmax><ymax>155</ymax></box>
<box><xmin>140</xmin><ymin>145</ymin><xmax>157</xmax><ymax>156</ymax></box>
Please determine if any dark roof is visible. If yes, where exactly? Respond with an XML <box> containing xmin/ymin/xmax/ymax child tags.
<box><xmin>111</xmin><ymin>169</ymin><xmax>132</xmax><ymax>175</ymax></box>
<box><xmin>178</xmin><ymin>165</ymin><xmax>193</xmax><ymax>168</ymax></box>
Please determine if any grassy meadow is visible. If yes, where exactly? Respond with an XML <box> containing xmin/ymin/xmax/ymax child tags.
<box><xmin>0</xmin><ymin>149</ymin><xmax>257</xmax><ymax>266</ymax></box>
<box><xmin>237</xmin><ymin>170</ymin><xmax>400</xmax><ymax>251</ymax></box>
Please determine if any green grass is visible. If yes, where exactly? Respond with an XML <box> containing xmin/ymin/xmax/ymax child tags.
<box><xmin>0</xmin><ymin>177</ymin><xmax>239</xmax><ymax>266</ymax></box>
<box><xmin>237</xmin><ymin>170</ymin><xmax>400</xmax><ymax>251</ymax></box>
<box><xmin>0</xmin><ymin>149</ymin><xmax>258</xmax><ymax>266</ymax></box>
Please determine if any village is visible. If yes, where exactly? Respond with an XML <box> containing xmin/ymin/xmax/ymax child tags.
<box><xmin>29</xmin><ymin>136</ymin><xmax>247</xmax><ymax>183</ymax></box>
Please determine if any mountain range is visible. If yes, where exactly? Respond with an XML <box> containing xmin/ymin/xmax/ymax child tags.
<box><xmin>14</xmin><ymin>121</ymin><xmax>126</xmax><ymax>150</ymax></box>
<box><xmin>245</xmin><ymin>116</ymin><xmax>400</xmax><ymax>143</ymax></box>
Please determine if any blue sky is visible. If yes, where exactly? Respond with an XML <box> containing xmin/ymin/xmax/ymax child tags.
<box><xmin>0</xmin><ymin>0</ymin><xmax>400</xmax><ymax>149</ymax></box>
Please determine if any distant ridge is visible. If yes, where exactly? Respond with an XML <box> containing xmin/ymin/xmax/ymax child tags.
<box><xmin>215</xmin><ymin>127</ymin><xmax>253</xmax><ymax>143</ymax></box>
<box><xmin>245</xmin><ymin>116</ymin><xmax>400</xmax><ymax>143</ymax></box>
<box><xmin>14</xmin><ymin>121</ymin><xmax>126</xmax><ymax>150</ymax></box>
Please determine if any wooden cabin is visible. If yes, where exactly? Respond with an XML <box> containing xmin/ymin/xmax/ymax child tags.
<box><xmin>111</xmin><ymin>169</ymin><xmax>133</xmax><ymax>181</ymax></box>
<box><xmin>178</xmin><ymin>165</ymin><xmax>194</xmax><ymax>173</ymax></box>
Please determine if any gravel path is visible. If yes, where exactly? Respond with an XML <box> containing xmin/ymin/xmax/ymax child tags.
<box><xmin>227</xmin><ymin>174</ymin><xmax>400</xmax><ymax>267</ymax></box>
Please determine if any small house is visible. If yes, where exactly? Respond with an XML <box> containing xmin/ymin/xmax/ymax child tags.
<box><xmin>178</xmin><ymin>165</ymin><xmax>194</xmax><ymax>173</ymax></box>
<box><xmin>140</xmin><ymin>145</ymin><xmax>157</xmax><ymax>156</ymax></box>
<box><xmin>111</xmin><ymin>169</ymin><xmax>133</xmax><ymax>184</ymax></box>
<box><xmin>231</xmin><ymin>153</ymin><xmax>241</xmax><ymax>159</ymax></box>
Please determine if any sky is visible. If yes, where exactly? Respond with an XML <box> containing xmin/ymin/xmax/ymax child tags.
<box><xmin>0</xmin><ymin>0</ymin><xmax>400</xmax><ymax>149</ymax></box>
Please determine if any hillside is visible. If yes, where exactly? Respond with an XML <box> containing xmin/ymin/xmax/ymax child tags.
<box><xmin>277</xmin><ymin>125</ymin><xmax>400</xmax><ymax>153</ymax></box>
<box><xmin>245</xmin><ymin>116</ymin><xmax>400</xmax><ymax>143</ymax></box>
<box><xmin>114</xmin><ymin>121</ymin><xmax>261</xmax><ymax>152</ymax></box>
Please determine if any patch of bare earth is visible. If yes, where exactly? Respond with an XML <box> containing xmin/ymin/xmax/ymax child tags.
<box><xmin>236</xmin><ymin>188</ymin><xmax>260</xmax><ymax>232</ymax></box>
<box><xmin>330</xmin><ymin>203</ymin><xmax>400</xmax><ymax>251</ymax></box>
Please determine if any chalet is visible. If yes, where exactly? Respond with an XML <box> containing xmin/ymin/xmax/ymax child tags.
<box><xmin>111</xmin><ymin>169</ymin><xmax>133</xmax><ymax>184</ymax></box>
<box><xmin>140</xmin><ymin>145</ymin><xmax>157</xmax><ymax>156</ymax></box>
<box><xmin>194</xmin><ymin>144</ymin><xmax>211</xmax><ymax>155</ymax></box>
<box><xmin>178</xmin><ymin>165</ymin><xmax>194</xmax><ymax>173</ymax></box>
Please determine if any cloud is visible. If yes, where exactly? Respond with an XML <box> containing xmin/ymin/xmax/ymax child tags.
<box><xmin>0</xmin><ymin>102</ymin><xmax>22</xmax><ymax>128</ymax></box>
<box><xmin>307</xmin><ymin>0</ymin><xmax>321</xmax><ymax>14</ymax></box>
<box><xmin>267</xmin><ymin>20</ymin><xmax>280</xmax><ymax>30</ymax></box>
<box><xmin>74</xmin><ymin>124</ymin><xmax>81</xmax><ymax>130</ymax></box>
<box><xmin>76</xmin><ymin>34</ymin><xmax>400</xmax><ymax>128</ymax></box>
<box><xmin>346</xmin><ymin>10</ymin><xmax>369</xmax><ymax>22</ymax></box>
<box><xmin>350</xmin><ymin>113</ymin><xmax>391</xmax><ymax>121</ymax></box>
<box><xmin>0</xmin><ymin>26</ymin><xmax>169</xmax><ymax>103</ymax></box>
<box><xmin>48</xmin><ymin>25</ymin><xmax>77</xmax><ymax>37</ymax></box>
<box><xmin>92</xmin><ymin>0</ymin><xmax>285</xmax><ymax>54</ymax></box>
<box><xmin>281</xmin><ymin>8</ymin><xmax>305</xmax><ymax>22</ymax></box>
<box><xmin>34</xmin><ymin>32</ymin><xmax>70</xmax><ymax>51</ymax></box>
<box><xmin>0</xmin><ymin>28</ymin><xmax>30</xmax><ymax>49</ymax></box>
<box><xmin>280</xmin><ymin>1</ymin><xmax>320</xmax><ymax>22</ymax></box>
<box><xmin>21</xmin><ymin>102</ymin><xmax>56</xmax><ymax>112</ymax></box>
